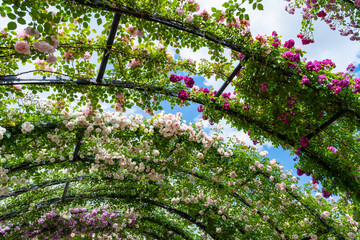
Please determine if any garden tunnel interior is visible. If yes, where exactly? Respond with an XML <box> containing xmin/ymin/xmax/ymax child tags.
<box><xmin>0</xmin><ymin>0</ymin><xmax>359</xmax><ymax>239</ymax></box>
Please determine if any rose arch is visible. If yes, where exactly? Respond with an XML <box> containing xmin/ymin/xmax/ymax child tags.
<box><xmin>0</xmin><ymin>0</ymin><xmax>359</xmax><ymax>239</ymax></box>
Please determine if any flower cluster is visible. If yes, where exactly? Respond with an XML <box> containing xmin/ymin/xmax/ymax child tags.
<box><xmin>169</xmin><ymin>74</ymin><xmax>195</xmax><ymax>88</ymax></box>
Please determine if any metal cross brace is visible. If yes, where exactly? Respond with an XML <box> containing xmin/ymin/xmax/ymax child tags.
<box><xmin>96</xmin><ymin>13</ymin><xmax>122</xmax><ymax>83</ymax></box>
<box><xmin>214</xmin><ymin>59</ymin><xmax>245</xmax><ymax>98</ymax></box>
<box><xmin>61</xmin><ymin>134</ymin><xmax>84</xmax><ymax>201</ymax></box>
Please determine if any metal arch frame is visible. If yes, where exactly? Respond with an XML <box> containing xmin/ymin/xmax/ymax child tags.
<box><xmin>141</xmin><ymin>217</ymin><xmax>193</xmax><ymax>240</ymax></box>
<box><xmin>0</xmin><ymin>158</ymin><xmax>345</xmax><ymax>239</ymax></box>
<box><xmin>69</xmin><ymin>0</ymin><xmax>360</xmax><ymax>115</ymax></box>
<box><xmin>0</xmin><ymin>1</ymin><xmax>357</xmax><ymax>239</ymax></box>
<box><xmin>61</xmin><ymin>132</ymin><xmax>84</xmax><ymax>201</ymax></box>
<box><xmin>0</xmin><ymin>117</ymin><xmax>352</xmax><ymax>237</ymax></box>
<box><xmin>258</xmin><ymin>171</ymin><xmax>346</xmax><ymax>240</ymax></box>
<box><xmin>1</xmin><ymin>192</ymin><xmax>218</xmax><ymax>239</ymax></box>
<box><xmin>1</xmin><ymin>88</ymin><xmax>359</xmax><ymax>201</ymax></box>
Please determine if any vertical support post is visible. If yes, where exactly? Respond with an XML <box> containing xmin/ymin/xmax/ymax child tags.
<box><xmin>96</xmin><ymin>13</ymin><xmax>122</xmax><ymax>83</ymax></box>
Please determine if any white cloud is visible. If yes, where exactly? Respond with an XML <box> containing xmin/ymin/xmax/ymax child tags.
<box><xmin>195</xmin><ymin>114</ymin><xmax>272</xmax><ymax>150</ymax></box>
<box><xmin>196</xmin><ymin>0</ymin><xmax>360</xmax><ymax>71</ymax></box>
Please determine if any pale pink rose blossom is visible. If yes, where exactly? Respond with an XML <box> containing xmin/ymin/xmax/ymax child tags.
<box><xmin>347</xmin><ymin>232</ymin><xmax>356</xmax><ymax>239</ymax></box>
<box><xmin>14</xmin><ymin>41</ymin><xmax>30</xmax><ymax>54</ymax></box>
<box><xmin>24</xmin><ymin>27</ymin><xmax>40</xmax><ymax>38</ymax></box>
<box><xmin>294</xmin><ymin>46</ymin><xmax>302</xmax><ymax>53</ymax></box>
<box><xmin>33</xmin><ymin>41</ymin><xmax>55</xmax><ymax>53</ymax></box>
<box><xmin>186</xmin><ymin>14</ymin><xmax>194</xmax><ymax>22</ymax></box>
<box><xmin>46</xmin><ymin>55</ymin><xmax>57</xmax><ymax>63</ymax></box>
<box><xmin>44</xmin><ymin>66</ymin><xmax>54</xmax><ymax>72</ymax></box>
<box><xmin>51</xmin><ymin>36</ymin><xmax>59</xmax><ymax>48</ymax></box>
<box><xmin>310</xmin><ymin>234</ymin><xmax>317</xmax><ymax>240</ymax></box>
<box><xmin>127</xmin><ymin>26</ymin><xmax>136</xmax><ymax>37</ymax></box>
<box><xmin>320</xmin><ymin>211</ymin><xmax>330</xmax><ymax>218</ymax></box>
<box><xmin>135</xmin><ymin>30</ymin><xmax>144</xmax><ymax>37</ymax></box>
<box><xmin>14</xmin><ymin>85</ymin><xmax>22</xmax><ymax>90</ymax></box>
<box><xmin>64</xmin><ymin>50</ymin><xmax>74</xmax><ymax>61</ymax></box>
<box><xmin>128</xmin><ymin>59</ymin><xmax>142</xmax><ymax>68</ymax></box>
<box><xmin>167</xmin><ymin>52</ymin><xmax>174</xmax><ymax>60</ymax></box>
<box><xmin>199</xmin><ymin>9</ymin><xmax>209</xmax><ymax>19</ymax></box>
<box><xmin>176</xmin><ymin>7</ymin><xmax>185</xmax><ymax>15</ymax></box>
<box><xmin>84</xmin><ymin>52</ymin><xmax>91</xmax><ymax>60</ymax></box>
<box><xmin>229</xmin><ymin>171</ymin><xmax>236</xmax><ymax>178</ymax></box>
<box><xmin>35</xmin><ymin>59</ymin><xmax>46</xmax><ymax>67</ymax></box>
<box><xmin>1</xmin><ymin>29</ymin><xmax>6</xmax><ymax>37</ymax></box>
<box><xmin>269</xmin><ymin>159</ymin><xmax>277</xmax><ymax>165</ymax></box>
<box><xmin>17</xmin><ymin>30</ymin><xmax>29</xmax><ymax>38</ymax></box>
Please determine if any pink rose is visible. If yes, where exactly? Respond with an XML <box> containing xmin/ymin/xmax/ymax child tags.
<box><xmin>51</xmin><ymin>36</ymin><xmax>59</xmax><ymax>49</ymax></box>
<box><xmin>17</xmin><ymin>30</ymin><xmax>29</xmax><ymax>38</ymax></box>
<box><xmin>84</xmin><ymin>52</ymin><xmax>91</xmax><ymax>60</ymax></box>
<box><xmin>229</xmin><ymin>171</ymin><xmax>236</xmax><ymax>178</ymax></box>
<box><xmin>64</xmin><ymin>50</ymin><xmax>74</xmax><ymax>61</ymax></box>
<box><xmin>44</xmin><ymin>66</ymin><xmax>54</xmax><ymax>72</ymax></box>
<box><xmin>320</xmin><ymin>211</ymin><xmax>330</xmax><ymax>218</ymax></box>
<box><xmin>33</xmin><ymin>41</ymin><xmax>55</xmax><ymax>53</ymax></box>
<box><xmin>135</xmin><ymin>30</ymin><xmax>144</xmax><ymax>37</ymax></box>
<box><xmin>1</xmin><ymin>29</ymin><xmax>6</xmax><ymax>37</ymax></box>
<box><xmin>24</xmin><ymin>27</ymin><xmax>40</xmax><ymax>38</ymax></box>
<box><xmin>46</xmin><ymin>55</ymin><xmax>57</xmax><ymax>63</ymax></box>
<box><xmin>176</xmin><ymin>7</ymin><xmax>185</xmax><ymax>15</ymax></box>
<box><xmin>269</xmin><ymin>159</ymin><xmax>277</xmax><ymax>165</ymax></box>
<box><xmin>14</xmin><ymin>41</ymin><xmax>30</xmax><ymax>54</ymax></box>
<box><xmin>128</xmin><ymin>59</ymin><xmax>142</xmax><ymax>68</ymax></box>
<box><xmin>186</xmin><ymin>14</ymin><xmax>194</xmax><ymax>22</ymax></box>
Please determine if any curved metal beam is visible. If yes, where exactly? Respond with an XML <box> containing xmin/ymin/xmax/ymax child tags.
<box><xmin>0</xmin><ymin>193</ymin><xmax>217</xmax><ymax>239</ymax></box>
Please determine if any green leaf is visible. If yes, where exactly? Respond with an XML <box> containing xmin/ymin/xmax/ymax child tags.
<box><xmin>176</xmin><ymin>49</ymin><xmax>180</xmax><ymax>54</ymax></box>
<box><xmin>44</xmin><ymin>22</ymin><xmax>51</xmax><ymax>32</ymax></box>
<box><xmin>245</xmin><ymin>14</ymin><xmax>249</xmax><ymax>20</ymax></box>
<box><xmin>37</xmin><ymin>25</ymin><xmax>43</xmax><ymax>32</ymax></box>
<box><xmin>97</xmin><ymin>18</ymin><xmax>102</xmax><ymax>25</ymax></box>
<box><xmin>7</xmin><ymin>21</ymin><xmax>17</xmax><ymax>30</ymax></box>
<box><xmin>257</xmin><ymin>4</ymin><xmax>264</xmax><ymax>10</ymax></box>
<box><xmin>17</xmin><ymin>18</ymin><xmax>26</xmax><ymax>25</ymax></box>
<box><xmin>7</xmin><ymin>13</ymin><xmax>16</xmax><ymax>20</ymax></box>
<box><xmin>252</xmin><ymin>3</ymin><xmax>257</xmax><ymax>10</ymax></box>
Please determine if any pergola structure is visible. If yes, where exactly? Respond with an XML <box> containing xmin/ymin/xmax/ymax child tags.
<box><xmin>0</xmin><ymin>0</ymin><xmax>359</xmax><ymax>239</ymax></box>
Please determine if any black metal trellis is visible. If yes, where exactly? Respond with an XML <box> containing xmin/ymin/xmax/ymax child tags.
<box><xmin>1</xmin><ymin>193</ymin><xmax>218</xmax><ymax>239</ymax></box>
<box><xmin>0</xmin><ymin>163</ymin><xmax>346</xmax><ymax>239</ymax></box>
<box><xmin>259</xmin><ymin>171</ymin><xmax>346</xmax><ymax>240</ymax></box>
<box><xmin>306</xmin><ymin>110</ymin><xmax>348</xmax><ymax>140</ymax></box>
<box><xmin>96</xmin><ymin>13</ymin><xmax>121</xmax><ymax>83</ymax></box>
<box><xmin>2</xmin><ymin>81</ymin><xmax>359</xmax><ymax>200</ymax></box>
<box><xmin>142</xmin><ymin>217</ymin><xmax>192</xmax><ymax>240</ymax></box>
<box><xmin>0</xmin><ymin>1</ymin><xmax>359</xmax><ymax>238</ymax></box>
<box><xmin>181</xmin><ymin>169</ymin><xmax>286</xmax><ymax>237</ymax></box>
<box><xmin>214</xmin><ymin>60</ymin><xmax>245</xmax><ymax>98</ymax></box>
<box><xmin>61</xmin><ymin>133</ymin><xmax>83</xmax><ymax>201</ymax></box>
